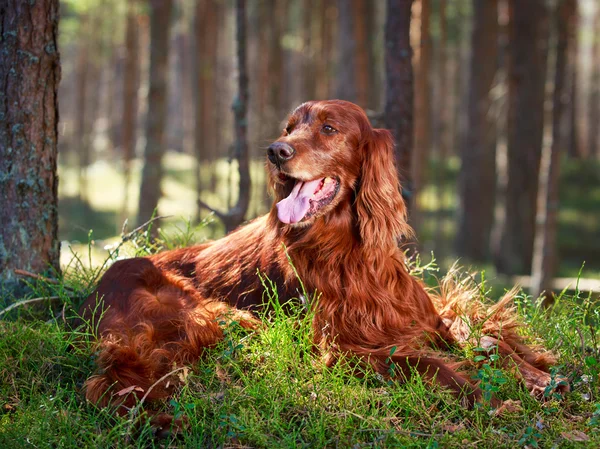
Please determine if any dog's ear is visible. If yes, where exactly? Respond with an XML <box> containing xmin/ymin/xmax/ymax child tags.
<box><xmin>355</xmin><ymin>128</ymin><xmax>413</xmax><ymax>249</ymax></box>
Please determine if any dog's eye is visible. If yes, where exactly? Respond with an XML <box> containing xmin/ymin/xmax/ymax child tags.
<box><xmin>285</xmin><ymin>125</ymin><xmax>292</xmax><ymax>135</ymax></box>
<box><xmin>322</xmin><ymin>125</ymin><xmax>337</xmax><ymax>135</ymax></box>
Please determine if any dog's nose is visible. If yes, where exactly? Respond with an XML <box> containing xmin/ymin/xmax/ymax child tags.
<box><xmin>267</xmin><ymin>142</ymin><xmax>296</xmax><ymax>165</ymax></box>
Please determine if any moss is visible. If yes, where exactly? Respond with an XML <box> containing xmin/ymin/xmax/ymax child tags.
<box><xmin>11</xmin><ymin>124</ymin><xmax>24</xmax><ymax>135</ymax></box>
<box><xmin>16</xmin><ymin>49</ymin><xmax>40</xmax><ymax>65</ymax></box>
<box><xmin>44</xmin><ymin>43</ymin><xmax>56</xmax><ymax>55</ymax></box>
<box><xmin>19</xmin><ymin>227</ymin><xmax>28</xmax><ymax>246</ymax></box>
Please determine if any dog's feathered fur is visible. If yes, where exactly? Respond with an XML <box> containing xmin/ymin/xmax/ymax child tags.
<box><xmin>79</xmin><ymin>100</ymin><xmax>565</xmax><ymax>419</ymax></box>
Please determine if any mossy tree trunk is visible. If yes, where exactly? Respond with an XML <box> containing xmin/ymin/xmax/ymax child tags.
<box><xmin>0</xmin><ymin>0</ymin><xmax>61</xmax><ymax>293</ymax></box>
<box><xmin>137</xmin><ymin>0</ymin><xmax>173</xmax><ymax>227</ymax></box>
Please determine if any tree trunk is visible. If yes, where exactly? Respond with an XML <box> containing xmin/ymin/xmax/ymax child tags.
<box><xmin>456</xmin><ymin>0</ymin><xmax>499</xmax><ymax>262</ymax></box>
<box><xmin>335</xmin><ymin>0</ymin><xmax>357</xmax><ymax>103</ymax></box>
<box><xmin>0</xmin><ymin>0</ymin><xmax>61</xmax><ymax>292</ymax></box>
<box><xmin>566</xmin><ymin>0</ymin><xmax>580</xmax><ymax>159</ymax></box>
<box><xmin>412</xmin><ymin>0</ymin><xmax>431</xmax><ymax>227</ymax></box>
<box><xmin>353</xmin><ymin>0</ymin><xmax>370</xmax><ymax>108</ymax></box>
<box><xmin>199</xmin><ymin>0</ymin><xmax>250</xmax><ymax>233</ymax></box>
<box><xmin>588</xmin><ymin>4</ymin><xmax>600</xmax><ymax>158</ymax></box>
<box><xmin>433</xmin><ymin>0</ymin><xmax>448</xmax><ymax>252</ymax></box>
<box><xmin>494</xmin><ymin>0</ymin><xmax>549</xmax><ymax>275</ymax></box>
<box><xmin>137</xmin><ymin>0</ymin><xmax>173</xmax><ymax>227</ymax></box>
<box><xmin>75</xmin><ymin>19</ymin><xmax>89</xmax><ymax>203</ymax></box>
<box><xmin>121</xmin><ymin>0</ymin><xmax>140</xmax><ymax>223</ymax></box>
<box><xmin>384</xmin><ymin>0</ymin><xmax>414</xmax><ymax>215</ymax></box>
<box><xmin>532</xmin><ymin>0</ymin><xmax>575</xmax><ymax>303</ymax></box>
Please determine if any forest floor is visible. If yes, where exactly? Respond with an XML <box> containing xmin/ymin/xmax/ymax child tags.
<box><xmin>1</xmin><ymin>239</ymin><xmax>599</xmax><ymax>448</ymax></box>
<box><xmin>1</xmin><ymin>154</ymin><xmax>599</xmax><ymax>448</ymax></box>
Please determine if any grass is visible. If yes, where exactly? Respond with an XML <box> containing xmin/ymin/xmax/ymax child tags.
<box><xmin>1</xmin><ymin>225</ymin><xmax>600</xmax><ymax>448</ymax></box>
<box><xmin>1</xmin><ymin>155</ymin><xmax>598</xmax><ymax>446</ymax></box>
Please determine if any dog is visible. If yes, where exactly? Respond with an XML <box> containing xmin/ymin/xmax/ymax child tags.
<box><xmin>79</xmin><ymin>100</ymin><xmax>567</xmax><ymax>424</ymax></box>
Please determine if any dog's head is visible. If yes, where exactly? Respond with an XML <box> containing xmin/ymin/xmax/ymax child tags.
<box><xmin>267</xmin><ymin>100</ymin><xmax>412</xmax><ymax>248</ymax></box>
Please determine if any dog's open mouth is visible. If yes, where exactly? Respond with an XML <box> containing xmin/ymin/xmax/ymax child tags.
<box><xmin>276</xmin><ymin>176</ymin><xmax>340</xmax><ymax>224</ymax></box>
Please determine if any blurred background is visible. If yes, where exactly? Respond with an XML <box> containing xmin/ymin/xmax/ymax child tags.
<box><xmin>57</xmin><ymin>0</ymin><xmax>600</xmax><ymax>295</ymax></box>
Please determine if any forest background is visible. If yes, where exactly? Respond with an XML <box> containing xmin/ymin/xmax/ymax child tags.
<box><xmin>52</xmin><ymin>0</ymin><xmax>600</xmax><ymax>298</ymax></box>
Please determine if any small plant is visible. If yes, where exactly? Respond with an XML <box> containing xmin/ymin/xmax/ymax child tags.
<box><xmin>518</xmin><ymin>423</ymin><xmax>543</xmax><ymax>447</ymax></box>
<box><xmin>589</xmin><ymin>403</ymin><xmax>600</xmax><ymax>427</ymax></box>
<box><xmin>471</xmin><ymin>346</ymin><xmax>508</xmax><ymax>403</ymax></box>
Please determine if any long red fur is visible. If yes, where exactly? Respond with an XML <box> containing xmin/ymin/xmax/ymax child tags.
<box><xmin>79</xmin><ymin>100</ymin><xmax>566</xmax><ymax>421</ymax></box>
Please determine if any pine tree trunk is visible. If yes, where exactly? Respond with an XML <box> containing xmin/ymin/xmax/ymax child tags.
<box><xmin>532</xmin><ymin>0</ymin><xmax>573</xmax><ymax>303</ymax></box>
<box><xmin>137</xmin><ymin>0</ymin><xmax>173</xmax><ymax>227</ymax></box>
<box><xmin>222</xmin><ymin>0</ymin><xmax>250</xmax><ymax>233</ymax></box>
<box><xmin>588</xmin><ymin>5</ymin><xmax>600</xmax><ymax>158</ymax></box>
<box><xmin>335</xmin><ymin>0</ymin><xmax>357</xmax><ymax>103</ymax></box>
<box><xmin>0</xmin><ymin>0</ymin><xmax>61</xmax><ymax>292</ymax></box>
<box><xmin>384</xmin><ymin>0</ymin><xmax>414</xmax><ymax>214</ymax></box>
<box><xmin>121</xmin><ymin>0</ymin><xmax>140</xmax><ymax>223</ymax></box>
<box><xmin>75</xmin><ymin>21</ymin><xmax>89</xmax><ymax>203</ymax></box>
<box><xmin>434</xmin><ymin>0</ymin><xmax>449</xmax><ymax>252</ymax></box>
<box><xmin>456</xmin><ymin>0</ymin><xmax>499</xmax><ymax>262</ymax></box>
<box><xmin>412</xmin><ymin>0</ymin><xmax>431</xmax><ymax>225</ymax></box>
<box><xmin>566</xmin><ymin>0</ymin><xmax>580</xmax><ymax>159</ymax></box>
<box><xmin>494</xmin><ymin>0</ymin><xmax>549</xmax><ymax>275</ymax></box>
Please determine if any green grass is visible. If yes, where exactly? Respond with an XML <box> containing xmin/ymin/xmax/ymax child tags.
<box><xmin>1</xmin><ymin>229</ymin><xmax>600</xmax><ymax>448</ymax></box>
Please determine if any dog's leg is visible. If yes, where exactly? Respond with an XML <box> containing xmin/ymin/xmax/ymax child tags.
<box><xmin>479</xmin><ymin>336</ymin><xmax>569</xmax><ymax>398</ymax></box>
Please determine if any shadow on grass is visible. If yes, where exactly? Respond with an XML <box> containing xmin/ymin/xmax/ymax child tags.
<box><xmin>59</xmin><ymin>196</ymin><xmax>120</xmax><ymax>242</ymax></box>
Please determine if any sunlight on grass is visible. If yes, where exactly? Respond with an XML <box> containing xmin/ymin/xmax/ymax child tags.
<box><xmin>58</xmin><ymin>152</ymin><xmax>270</xmax><ymax>268</ymax></box>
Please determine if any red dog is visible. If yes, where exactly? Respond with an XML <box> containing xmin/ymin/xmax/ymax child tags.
<box><xmin>80</xmin><ymin>100</ymin><xmax>565</xmax><ymax>419</ymax></box>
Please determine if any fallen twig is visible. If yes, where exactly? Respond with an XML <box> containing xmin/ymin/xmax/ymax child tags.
<box><xmin>0</xmin><ymin>296</ymin><xmax>60</xmax><ymax>317</ymax></box>
<box><xmin>121</xmin><ymin>215</ymin><xmax>172</xmax><ymax>242</ymax></box>
<box><xmin>13</xmin><ymin>269</ymin><xmax>64</xmax><ymax>286</ymax></box>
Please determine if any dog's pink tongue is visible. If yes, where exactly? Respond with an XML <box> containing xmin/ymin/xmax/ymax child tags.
<box><xmin>276</xmin><ymin>179</ymin><xmax>323</xmax><ymax>224</ymax></box>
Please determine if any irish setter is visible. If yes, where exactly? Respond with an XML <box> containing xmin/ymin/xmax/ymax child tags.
<box><xmin>79</xmin><ymin>100</ymin><xmax>566</xmax><ymax>423</ymax></box>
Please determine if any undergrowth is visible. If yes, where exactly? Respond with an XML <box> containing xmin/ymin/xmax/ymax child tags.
<box><xmin>1</xmin><ymin>222</ymin><xmax>599</xmax><ymax>448</ymax></box>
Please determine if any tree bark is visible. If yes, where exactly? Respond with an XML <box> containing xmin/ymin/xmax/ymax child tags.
<box><xmin>137</xmin><ymin>0</ymin><xmax>173</xmax><ymax>227</ymax></box>
<box><xmin>0</xmin><ymin>0</ymin><xmax>61</xmax><ymax>292</ymax></box>
<box><xmin>121</xmin><ymin>0</ymin><xmax>140</xmax><ymax>223</ymax></box>
<box><xmin>384</xmin><ymin>0</ymin><xmax>415</xmax><ymax>215</ymax></box>
<box><xmin>532</xmin><ymin>0</ymin><xmax>575</xmax><ymax>303</ymax></box>
<box><xmin>494</xmin><ymin>0</ymin><xmax>549</xmax><ymax>275</ymax></box>
<box><xmin>456</xmin><ymin>0</ymin><xmax>499</xmax><ymax>262</ymax></box>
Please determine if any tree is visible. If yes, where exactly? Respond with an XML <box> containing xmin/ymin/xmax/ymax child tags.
<box><xmin>456</xmin><ymin>0</ymin><xmax>499</xmax><ymax>262</ymax></box>
<box><xmin>0</xmin><ymin>0</ymin><xmax>61</xmax><ymax>292</ymax></box>
<box><xmin>412</xmin><ymin>0</ymin><xmax>432</xmax><ymax>230</ymax></box>
<box><xmin>384</xmin><ymin>0</ymin><xmax>415</xmax><ymax>215</ymax></box>
<box><xmin>120</xmin><ymin>0</ymin><xmax>141</xmax><ymax>222</ymax></box>
<box><xmin>75</xmin><ymin>15</ymin><xmax>90</xmax><ymax>203</ymax></box>
<box><xmin>532</xmin><ymin>0</ymin><xmax>576</xmax><ymax>302</ymax></box>
<box><xmin>494</xmin><ymin>0</ymin><xmax>549</xmax><ymax>275</ymax></box>
<box><xmin>566</xmin><ymin>0</ymin><xmax>580</xmax><ymax>159</ymax></box>
<box><xmin>199</xmin><ymin>0</ymin><xmax>250</xmax><ymax>233</ymax></box>
<box><xmin>588</xmin><ymin>4</ymin><xmax>600</xmax><ymax>158</ymax></box>
<box><xmin>137</xmin><ymin>0</ymin><xmax>173</xmax><ymax>227</ymax></box>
